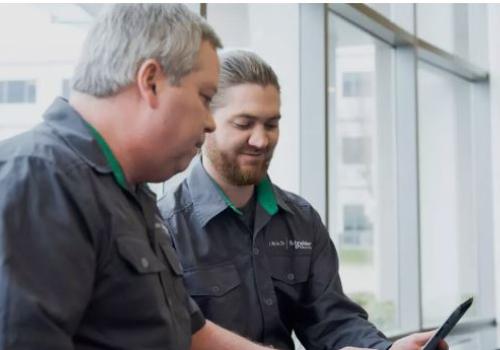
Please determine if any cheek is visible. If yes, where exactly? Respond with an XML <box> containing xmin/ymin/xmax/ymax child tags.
<box><xmin>166</xmin><ymin>104</ymin><xmax>204</xmax><ymax>137</ymax></box>
<box><xmin>268</xmin><ymin>131</ymin><xmax>279</xmax><ymax>149</ymax></box>
<box><xmin>163</xmin><ymin>90</ymin><xmax>203</xmax><ymax>124</ymax></box>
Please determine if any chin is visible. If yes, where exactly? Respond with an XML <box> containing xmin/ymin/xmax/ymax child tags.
<box><xmin>177</xmin><ymin>155</ymin><xmax>196</xmax><ymax>173</ymax></box>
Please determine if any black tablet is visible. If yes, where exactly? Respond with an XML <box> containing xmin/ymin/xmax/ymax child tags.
<box><xmin>422</xmin><ymin>297</ymin><xmax>473</xmax><ymax>350</ymax></box>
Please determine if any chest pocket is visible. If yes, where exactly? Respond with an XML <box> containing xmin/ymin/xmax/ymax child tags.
<box><xmin>183</xmin><ymin>264</ymin><xmax>242</xmax><ymax>330</ymax></box>
<box><xmin>183</xmin><ymin>264</ymin><xmax>240</xmax><ymax>296</ymax></box>
<box><xmin>117</xmin><ymin>237</ymin><xmax>166</xmax><ymax>274</ymax></box>
<box><xmin>268</xmin><ymin>254</ymin><xmax>310</xmax><ymax>285</ymax></box>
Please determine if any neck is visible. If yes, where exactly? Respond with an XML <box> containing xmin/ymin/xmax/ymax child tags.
<box><xmin>69</xmin><ymin>90</ymin><xmax>140</xmax><ymax>185</ymax></box>
<box><xmin>202</xmin><ymin>156</ymin><xmax>255</xmax><ymax>208</ymax></box>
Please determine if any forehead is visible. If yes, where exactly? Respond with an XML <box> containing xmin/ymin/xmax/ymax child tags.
<box><xmin>185</xmin><ymin>41</ymin><xmax>219</xmax><ymax>87</ymax></box>
<box><xmin>222</xmin><ymin>83</ymin><xmax>280</xmax><ymax>117</ymax></box>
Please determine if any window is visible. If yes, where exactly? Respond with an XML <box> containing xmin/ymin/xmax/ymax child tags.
<box><xmin>61</xmin><ymin>79</ymin><xmax>71</xmax><ymax>100</ymax></box>
<box><xmin>418</xmin><ymin>62</ymin><xmax>479</xmax><ymax>326</ymax></box>
<box><xmin>328</xmin><ymin>13</ymin><xmax>399</xmax><ymax>333</ymax></box>
<box><xmin>0</xmin><ymin>80</ymin><xmax>36</xmax><ymax>103</ymax></box>
<box><xmin>0</xmin><ymin>4</ymin><xmax>93</xmax><ymax>141</ymax></box>
<box><xmin>342</xmin><ymin>204</ymin><xmax>373</xmax><ymax>247</ymax></box>
<box><xmin>342</xmin><ymin>72</ymin><xmax>373</xmax><ymax>97</ymax></box>
<box><xmin>366</xmin><ymin>3</ymin><xmax>415</xmax><ymax>34</ymax></box>
<box><xmin>205</xmin><ymin>4</ymin><xmax>301</xmax><ymax>194</ymax></box>
<box><xmin>342</xmin><ymin>136</ymin><xmax>371</xmax><ymax>165</ymax></box>
<box><xmin>416</xmin><ymin>4</ymin><xmax>488</xmax><ymax>67</ymax></box>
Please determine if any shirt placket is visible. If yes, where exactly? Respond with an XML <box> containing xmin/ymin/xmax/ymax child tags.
<box><xmin>251</xmin><ymin>211</ymin><xmax>280</xmax><ymax>339</ymax></box>
<box><xmin>137</xmin><ymin>192</ymin><xmax>184</xmax><ymax>349</ymax></box>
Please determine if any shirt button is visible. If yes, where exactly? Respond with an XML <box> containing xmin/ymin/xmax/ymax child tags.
<box><xmin>212</xmin><ymin>286</ymin><xmax>220</xmax><ymax>293</ymax></box>
<box><xmin>141</xmin><ymin>257</ymin><xmax>149</xmax><ymax>269</ymax></box>
<box><xmin>253</xmin><ymin>248</ymin><xmax>260</xmax><ymax>255</ymax></box>
<box><xmin>287</xmin><ymin>273</ymin><xmax>295</xmax><ymax>281</ymax></box>
<box><xmin>265</xmin><ymin>298</ymin><xmax>273</xmax><ymax>306</ymax></box>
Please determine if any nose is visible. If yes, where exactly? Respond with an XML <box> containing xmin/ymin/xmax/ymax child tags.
<box><xmin>248</xmin><ymin>125</ymin><xmax>269</xmax><ymax>149</ymax></box>
<box><xmin>204</xmin><ymin>111</ymin><xmax>216</xmax><ymax>133</ymax></box>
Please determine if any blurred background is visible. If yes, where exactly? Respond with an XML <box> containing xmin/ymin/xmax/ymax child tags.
<box><xmin>1</xmin><ymin>3</ymin><xmax>499</xmax><ymax>349</ymax></box>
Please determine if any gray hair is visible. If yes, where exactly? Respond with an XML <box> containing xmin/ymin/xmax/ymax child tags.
<box><xmin>211</xmin><ymin>50</ymin><xmax>280</xmax><ymax>109</ymax></box>
<box><xmin>72</xmin><ymin>4</ymin><xmax>222</xmax><ymax>97</ymax></box>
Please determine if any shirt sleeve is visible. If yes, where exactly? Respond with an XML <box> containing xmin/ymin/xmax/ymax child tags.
<box><xmin>0</xmin><ymin>159</ymin><xmax>96</xmax><ymax>349</ymax></box>
<box><xmin>294</xmin><ymin>208</ymin><xmax>393</xmax><ymax>350</ymax></box>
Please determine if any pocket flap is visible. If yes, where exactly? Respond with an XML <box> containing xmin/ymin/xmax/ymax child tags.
<box><xmin>269</xmin><ymin>255</ymin><xmax>310</xmax><ymax>284</ymax></box>
<box><xmin>184</xmin><ymin>264</ymin><xmax>241</xmax><ymax>297</ymax></box>
<box><xmin>117</xmin><ymin>237</ymin><xmax>166</xmax><ymax>274</ymax></box>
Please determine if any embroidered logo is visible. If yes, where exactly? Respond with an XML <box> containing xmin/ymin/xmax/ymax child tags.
<box><xmin>289</xmin><ymin>240</ymin><xmax>312</xmax><ymax>250</ymax></box>
<box><xmin>268</xmin><ymin>240</ymin><xmax>312</xmax><ymax>250</ymax></box>
<box><xmin>269</xmin><ymin>240</ymin><xmax>286</xmax><ymax>247</ymax></box>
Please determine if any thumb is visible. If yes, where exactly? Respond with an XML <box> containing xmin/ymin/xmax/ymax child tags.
<box><xmin>411</xmin><ymin>330</ymin><xmax>436</xmax><ymax>345</ymax></box>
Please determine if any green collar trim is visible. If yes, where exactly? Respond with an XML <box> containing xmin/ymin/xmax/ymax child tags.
<box><xmin>84</xmin><ymin>121</ymin><xmax>128</xmax><ymax>190</ymax></box>
<box><xmin>256</xmin><ymin>177</ymin><xmax>279</xmax><ymax>216</ymax></box>
<box><xmin>210</xmin><ymin>176</ymin><xmax>278</xmax><ymax>216</ymax></box>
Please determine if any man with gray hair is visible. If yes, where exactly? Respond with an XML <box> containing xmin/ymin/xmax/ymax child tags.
<box><xmin>0</xmin><ymin>5</ymin><xmax>275</xmax><ymax>350</ymax></box>
<box><xmin>159</xmin><ymin>50</ymin><xmax>448</xmax><ymax>350</ymax></box>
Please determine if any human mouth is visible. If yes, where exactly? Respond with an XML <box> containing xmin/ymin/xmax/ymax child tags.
<box><xmin>240</xmin><ymin>153</ymin><xmax>267</xmax><ymax>163</ymax></box>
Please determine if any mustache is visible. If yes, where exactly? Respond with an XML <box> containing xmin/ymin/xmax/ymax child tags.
<box><xmin>240</xmin><ymin>149</ymin><xmax>274</xmax><ymax>160</ymax></box>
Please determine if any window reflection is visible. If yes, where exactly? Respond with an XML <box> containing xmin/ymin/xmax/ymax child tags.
<box><xmin>0</xmin><ymin>4</ymin><xmax>93</xmax><ymax>141</ymax></box>
<box><xmin>418</xmin><ymin>62</ymin><xmax>478</xmax><ymax>326</ymax></box>
<box><xmin>328</xmin><ymin>13</ymin><xmax>398</xmax><ymax>332</ymax></box>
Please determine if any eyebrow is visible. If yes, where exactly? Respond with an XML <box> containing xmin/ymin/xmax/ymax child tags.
<box><xmin>233</xmin><ymin>114</ymin><xmax>281</xmax><ymax>121</ymax></box>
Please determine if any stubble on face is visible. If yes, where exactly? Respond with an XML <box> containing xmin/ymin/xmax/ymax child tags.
<box><xmin>204</xmin><ymin>137</ymin><xmax>273</xmax><ymax>186</ymax></box>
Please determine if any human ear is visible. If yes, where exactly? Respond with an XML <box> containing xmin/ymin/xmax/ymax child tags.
<box><xmin>136</xmin><ymin>59</ymin><xmax>163</xmax><ymax>108</ymax></box>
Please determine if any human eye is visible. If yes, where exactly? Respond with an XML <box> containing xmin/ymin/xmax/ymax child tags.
<box><xmin>265</xmin><ymin>120</ymin><xmax>279</xmax><ymax>130</ymax></box>
<box><xmin>232</xmin><ymin>120</ymin><xmax>252</xmax><ymax>129</ymax></box>
<box><xmin>199</xmin><ymin>93</ymin><xmax>212</xmax><ymax>108</ymax></box>
<box><xmin>265</xmin><ymin>122</ymin><xmax>279</xmax><ymax>130</ymax></box>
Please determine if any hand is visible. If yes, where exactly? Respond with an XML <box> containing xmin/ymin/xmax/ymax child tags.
<box><xmin>391</xmin><ymin>330</ymin><xmax>448</xmax><ymax>350</ymax></box>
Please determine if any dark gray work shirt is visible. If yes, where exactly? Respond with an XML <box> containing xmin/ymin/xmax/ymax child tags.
<box><xmin>159</xmin><ymin>157</ymin><xmax>392</xmax><ymax>350</ymax></box>
<box><xmin>0</xmin><ymin>98</ymin><xmax>204</xmax><ymax>350</ymax></box>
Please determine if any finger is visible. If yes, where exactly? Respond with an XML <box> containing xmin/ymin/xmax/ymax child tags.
<box><xmin>410</xmin><ymin>330</ymin><xmax>437</xmax><ymax>345</ymax></box>
<box><xmin>437</xmin><ymin>339</ymin><xmax>449</xmax><ymax>350</ymax></box>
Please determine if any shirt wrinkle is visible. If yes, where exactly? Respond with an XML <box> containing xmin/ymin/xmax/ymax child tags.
<box><xmin>0</xmin><ymin>98</ymin><xmax>203</xmax><ymax>350</ymax></box>
<box><xmin>158</xmin><ymin>158</ymin><xmax>392</xmax><ymax>350</ymax></box>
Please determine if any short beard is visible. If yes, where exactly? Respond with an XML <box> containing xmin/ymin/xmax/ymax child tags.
<box><xmin>205</xmin><ymin>141</ymin><xmax>271</xmax><ymax>186</ymax></box>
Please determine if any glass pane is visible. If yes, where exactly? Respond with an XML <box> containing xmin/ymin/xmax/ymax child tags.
<box><xmin>61</xmin><ymin>79</ymin><xmax>71</xmax><ymax>100</ymax></box>
<box><xmin>366</xmin><ymin>3</ymin><xmax>415</xmax><ymax>34</ymax></box>
<box><xmin>206</xmin><ymin>4</ymin><xmax>300</xmax><ymax>193</ymax></box>
<box><xmin>417</xmin><ymin>4</ymin><xmax>456</xmax><ymax>54</ymax></box>
<box><xmin>416</xmin><ymin>3</ymin><xmax>488</xmax><ymax>67</ymax></box>
<box><xmin>27</xmin><ymin>80</ymin><xmax>36</xmax><ymax>103</ymax></box>
<box><xmin>0</xmin><ymin>4</ymin><xmax>95</xmax><ymax>140</ymax></box>
<box><xmin>328</xmin><ymin>14</ymin><xmax>399</xmax><ymax>333</ymax></box>
<box><xmin>468</xmin><ymin>4</ymin><xmax>488</xmax><ymax>68</ymax></box>
<box><xmin>6</xmin><ymin>81</ymin><xmax>26</xmax><ymax>103</ymax></box>
<box><xmin>418</xmin><ymin>62</ymin><xmax>478</xmax><ymax>327</ymax></box>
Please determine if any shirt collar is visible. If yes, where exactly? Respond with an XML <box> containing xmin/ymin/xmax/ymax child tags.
<box><xmin>187</xmin><ymin>156</ymin><xmax>292</xmax><ymax>227</ymax></box>
<box><xmin>83</xmin><ymin>121</ymin><xmax>127</xmax><ymax>190</ymax></box>
<box><xmin>43</xmin><ymin>97</ymin><xmax>129</xmax><ymax>191</ymax></box>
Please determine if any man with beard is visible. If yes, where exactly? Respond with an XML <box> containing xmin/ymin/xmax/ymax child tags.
<box><xmin>0</xmin><ymin>5</ymin><xmax>281</xmax><ymax>350</ymax></box>
<box><xmin>158</xmin><ymin>50</ymin><xmax>447</xmax><ymax>350</ymax></box>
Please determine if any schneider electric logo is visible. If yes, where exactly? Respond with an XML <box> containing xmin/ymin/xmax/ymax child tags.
<box><xmin>269</xmin><ymin>240</ymin><xmax>312</xmax><ymax>250</ymax></box>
